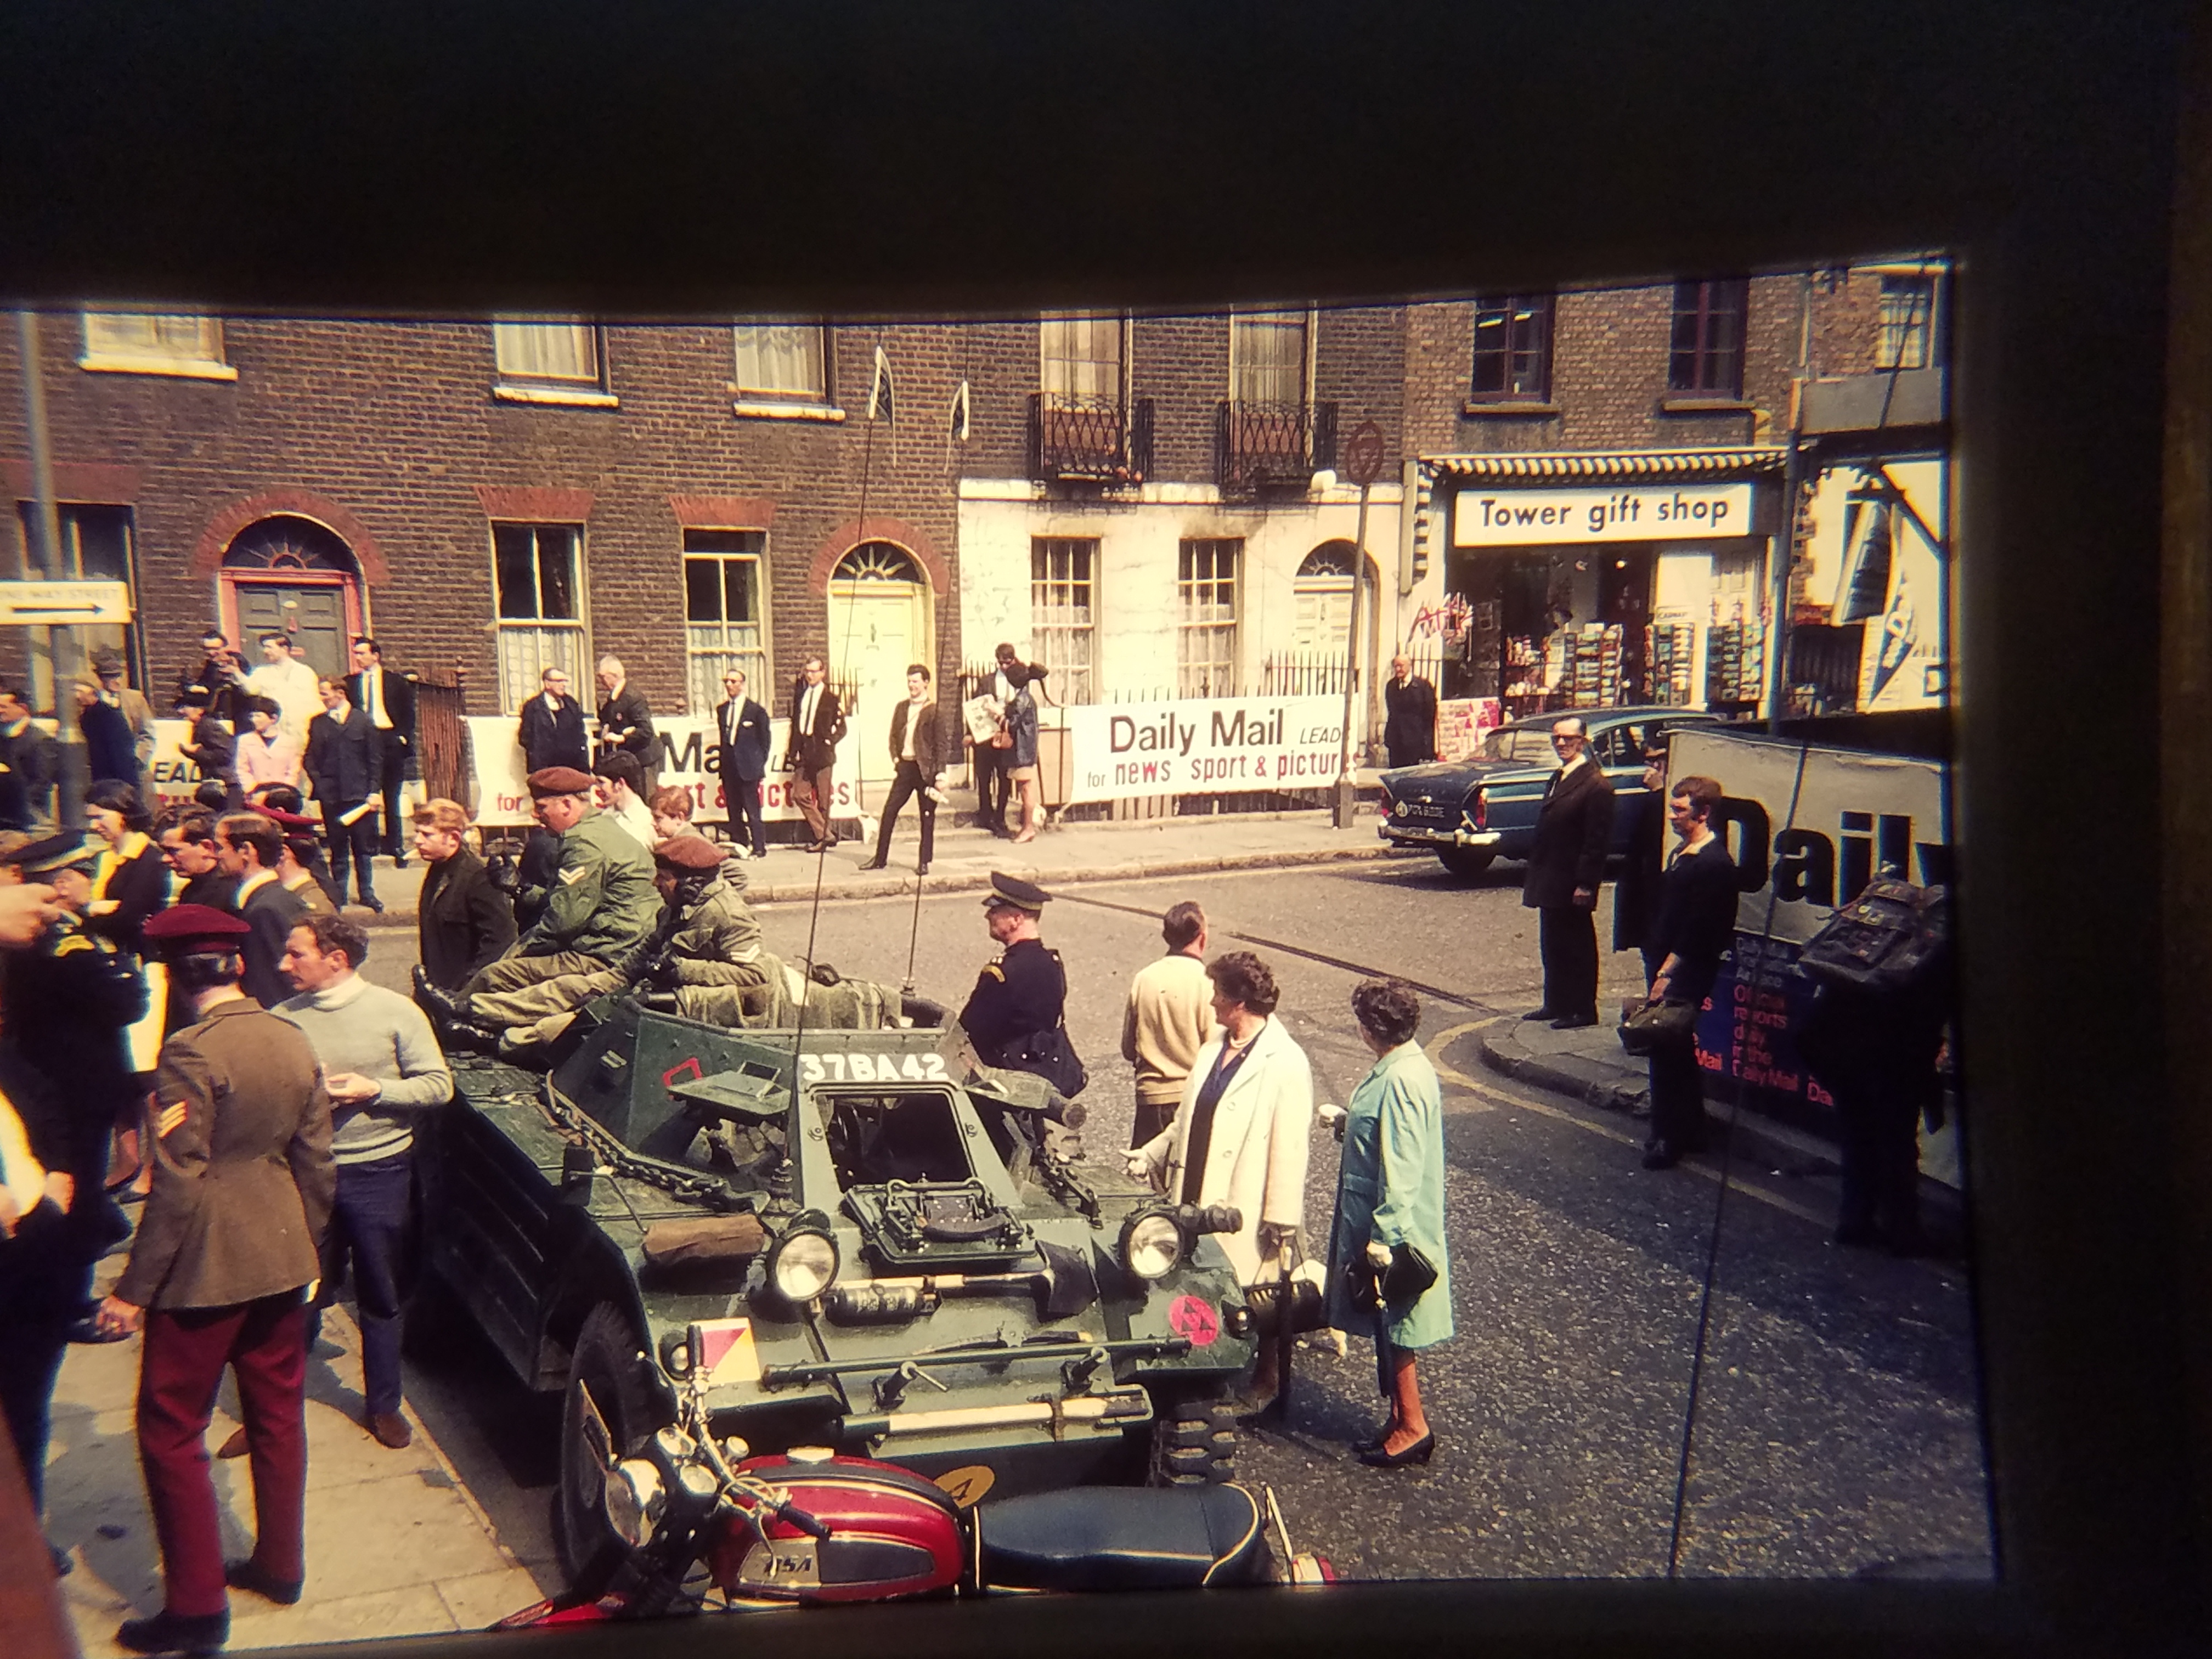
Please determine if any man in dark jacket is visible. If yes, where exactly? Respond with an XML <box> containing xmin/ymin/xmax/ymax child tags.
<box><xmin>594</xmin><ymin>655</ymin><xmax>659</xmax><ymax>796</ymax></box>
<box><xmin>517</xmin><ymin>665</ymin><xmax>589</xmax><ymax>775</ymax></box>
<box><xmin>783</xmin><ymin>657</ymin><xmax>846</xmax><ymax>852</ymax></box>
<box><xmin>861</xmin><ymin>664</ymin><xmax>944</xmax><ymax>875</ymax></box>
<box><xmin>411</xmin><ymin>798</ymin><xmax>517</xmax><ymax>991</ymax></box>
<box><xmin>94</xmin><ymin>904</ymin><xmax>334</xmax><ymax>1656</ymax></box>
<box><xmin>180</xmin><ymin>629</ymin><xmax>250</xmax><ymax>728</ymax></box>
<box><xmin>346</xmin><ymin>637</ymin><xmax>417</xmax><ymax>865</ymax></box>
<box><xmin>175</xmin><ymin>691</ymin><xmax>241</xmax><ymax>811</ymax></box>
<box><xmin>713</xmin><ymin>668</ymin><xmax>772</xmax><ymax>858</ymax></box>
<box><xmin>304</xmin><ymin>676</ymin><xmax>385</xmax><ymax>911</ymax></box>
<box><xmin>1639</xmin><ymin>774</ymin><xmax>1739</xmax><ymax>1169</ymax></box>
<box><xmin>1520</xmin><ymin>716</ymin><xmax>1615</xmax><ymax>1030</ymax></box>
<box><xmin>958</xmin><ymin>872</ymin><xmax>1071</xmax><ymax>1080</ymax></box>
<box><xmin>1382</xmin><ymin>655</ymin><xmax>1439</xmax><ymax>769</ymax></box>
<box><xmin>0</xmin><ymin>682</ymin><xmax>54</xmax><ymax>830</ymax></box>
<box><xmin>75</xmin><ymin>678</ymin><xmax>138</xmax><ymax>788</ymax></box>
<box><xmin>214</xmin><ymin>812</ymin><xmax>308</xmax><ymax>1007</ymax></box>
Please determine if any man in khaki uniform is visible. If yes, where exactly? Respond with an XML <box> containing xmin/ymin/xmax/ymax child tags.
<box><xmin>93</xmin><ymin>904</ymin><xmax>334</xmax><ymax>1655</ymax></box>
<box><xmin>1120</xmin><ymin>900</ymin><xmax>1215</xmax><ymax>1148</ymax></box>
<box><xmin>420</xmin><ymin>767</ymin><xmax>658</xmax><ymax>1048</ymax></box>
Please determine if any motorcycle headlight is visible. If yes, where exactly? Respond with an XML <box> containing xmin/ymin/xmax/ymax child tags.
<box><xmin>768</xmin><ymin>1223</ymin><xmax>840</xmax><ymax>1303</ymax></box>
<box><xmin>1120</xmin><ymin>1209</ymin><xmax>1186</xmax><ymax>1280</ymax></box>
<box><xmin>603</xmin><ymin>1458</ymin><xmax>665</xmax><ymax>1550</ymax></box>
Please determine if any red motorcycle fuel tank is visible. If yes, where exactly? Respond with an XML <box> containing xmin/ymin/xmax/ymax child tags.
<box><xmin>709</xmin><ymin>1449</ymin><xmax>966</xmax><ymax>1603</ymax></box>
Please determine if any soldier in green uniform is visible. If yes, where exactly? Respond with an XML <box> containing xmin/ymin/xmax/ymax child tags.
<box><xmin>420</xmin><ymin>768</ymin><xmax>658</xmax><ymax>1048</ymax></box>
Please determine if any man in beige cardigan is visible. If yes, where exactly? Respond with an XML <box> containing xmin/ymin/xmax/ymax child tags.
<box><xmin>1119</xmin><ymin>900</ymin><xmax>1214</xmax><ymax>1149</ymax></box>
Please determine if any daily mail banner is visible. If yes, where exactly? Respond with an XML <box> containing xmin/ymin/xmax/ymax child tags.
<box><xmin>466</xmin><ymin>715</ymin><xmax>854</xmax><ymax>828</ymax></box>
<box><xmin>1666</xmin><ymin>727</ymin><xmax>1952</xmax><ymax>1157</ymax></box>
<box><xmin>1454</xmin><ymin>483</ymin><xmax>1755</xmax><ymax>546</ymax></box>
<box><xmin>1064</xmin><ymin>696</ymin><xmax>1346</xmax><ymax>804</ymax></box>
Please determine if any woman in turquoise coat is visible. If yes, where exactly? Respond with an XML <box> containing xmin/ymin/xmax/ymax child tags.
<box><xmin>1325</xmin><ymin>977</ymin><xmax>1453</xmax><ymax>1468</ymax></box>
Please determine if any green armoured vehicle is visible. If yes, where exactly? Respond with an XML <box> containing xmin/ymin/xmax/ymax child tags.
<box><xmin>412</xmin><ymin>995</ymin><xmax>1258</xmax><ymax>1581</ymax></box>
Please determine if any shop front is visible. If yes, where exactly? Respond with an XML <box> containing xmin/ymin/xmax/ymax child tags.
<box><xmin>1431</xmin><ymin>450</ymin><xmax>1786</xmax><ymax>722</ymax></box>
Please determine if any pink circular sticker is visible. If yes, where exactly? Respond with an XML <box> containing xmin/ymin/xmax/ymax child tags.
<box><xmin>1167</xmin><ymin>1295</ymin><xmax>1219</xmax><ymax>1347</ymax></box>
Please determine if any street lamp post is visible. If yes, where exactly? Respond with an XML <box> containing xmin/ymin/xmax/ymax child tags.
<box><xmin>13</xmin><ymin>311</ymin><xmax>88</xmax><ymax>832</ymax></box>
<box><xmin>1335</xmin><ymin>421</ymin><xmax>1387</xmax><ymax>829</ymax></box>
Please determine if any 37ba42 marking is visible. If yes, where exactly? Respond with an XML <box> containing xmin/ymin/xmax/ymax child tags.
<box><xmin>798</xmin><ymin>1051</ymin><xmax>951</xmax><ymax>1085</ymax></box>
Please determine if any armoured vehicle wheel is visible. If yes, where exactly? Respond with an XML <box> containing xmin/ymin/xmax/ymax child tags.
<box><xmin>1436</xmin><ymin>847</ymin><xmax>1496</xmax><ymax>880</ymax></box>
<box><xmin>1149</xmin><ymin>1399</ymin><xmax>1237</xmax><ymax>1486</ymax></box>
<box><xmin>552</xmin><ymin>1303</ymin><xmax>668</xmax><ymax>1589</ymax></box>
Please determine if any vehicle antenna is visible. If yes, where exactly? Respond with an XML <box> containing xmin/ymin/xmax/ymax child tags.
<box><xmin>901</xmin><ymin>846</ymin><xmax>926</xmax><ymax>995</ymax></box>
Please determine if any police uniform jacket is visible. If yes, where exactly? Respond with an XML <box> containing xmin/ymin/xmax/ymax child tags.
<box><xmin>519</xmin><ymin>806</ymin><xmax>661</xmax><ymax>964</ymax></box>
<box><xmin>114</xmin><ymin>999</ymin><xmax>334</xmax><ymax>1311</ymax></box>
<box><xmin>2</xmin><ymin>916</ymin><xmax>146</xmax><ymax>1184</ymax></box>
<box><xmin>417</xmin><ymin>846</ymin><xmax>518</xmax><ymax>991</ymax></box>
<box><xmin>958</xmin><ymin>935</ymin><xmax>1066</xmax><ymax>1062</ymax></box>
<box><xmin>1521</xmin><ymin>756</ymin><xmax>1616</xmax><ymax>910</ymax></box>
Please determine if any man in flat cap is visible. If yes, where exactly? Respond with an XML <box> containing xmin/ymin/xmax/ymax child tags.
<box><xmin>958</xmin><ymin>872</ymin><xmax>1084</xmax><ymax>1097</ymax></box>
<box><xmin>421</xmin><ymin>767</ymin><xmax>658</xmax><ymax>1049</ymax></box>
<box><xmin>94</xmin><ymin>904</ymin><xmax>334</xmax><ymax>1655</ymax></box>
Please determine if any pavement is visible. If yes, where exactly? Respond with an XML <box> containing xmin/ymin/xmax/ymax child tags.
<box><xmin>47</xmin><ymin>1248</ymin><xmax>551</xmax><ymax>1653</ymax></box>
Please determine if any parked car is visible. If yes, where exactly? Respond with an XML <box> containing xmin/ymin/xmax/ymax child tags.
<box><xmin>1376</xmin><ymin>706</ymin><xmax>1724</xmax><ymax>878</ymax></box>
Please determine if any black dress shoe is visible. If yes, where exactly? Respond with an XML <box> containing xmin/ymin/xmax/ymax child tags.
<box><xmin>1521</xmin><ymin>1006</ymin><xmax>1559</xmax><ymax>1022</ymax></box>
<box><xmin>1641</xmin><ymin>1141</ymin><xmax>1681</xmax><ymax>1170</ymax></box>
<box><xmin>117</xmin><ymin>1609</ymin><xmax>230</xmax><ymax>1655</ymax></box>
<box><xmin>67</xmin><ymin>1314</ymin><xmax>131</xmax><ymax>1345</ymax></box>
<box><xmin>915</xmin><ymin>862</ymin><xmax>929</xmax><ymax>877</ymax></box>
<box><xmin>857</xmin><ymin>857</ymin><xmax>888</xmax><ymax>871</ymax></box>
<box><xmin>1549</xmin><ymin>1012</ymin><xmax>1599</xmax><ymax>1030</ymax></box>
<box><xmin>392</xmin><ymin>855</ymin><xmax>409</xmax><ymax>870</ymax></box>
<box><xmin>226</xmin><ymin>1557</ymin><xmax>303</xmax><ymax>1606</ymax></box>
<box><xmin>1358</xmin><ymin>1432</ymin><xmax>1436</xmax><ymax>1469</ymax></box>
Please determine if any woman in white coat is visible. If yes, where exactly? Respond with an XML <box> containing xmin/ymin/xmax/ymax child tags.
<box><xmin>1125</xmin><ymin>951</ymin><xmax>1313</xmax><ymax>1409</ymax></box>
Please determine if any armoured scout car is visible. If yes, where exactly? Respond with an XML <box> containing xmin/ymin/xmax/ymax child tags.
<box><xmin>412</xmin><ymin>997</ymin><xmax>1257</xmax><ymax>1581</ymax></box>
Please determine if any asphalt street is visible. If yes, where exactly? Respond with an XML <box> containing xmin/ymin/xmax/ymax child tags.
<box><xmin>367</xmin><ymin>853</ymin><xmax>1995</xmax><ymax>1585</ymax></box>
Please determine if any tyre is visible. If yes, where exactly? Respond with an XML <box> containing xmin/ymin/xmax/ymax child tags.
<box><xmin>1148</xmin><ymin>1398</ymin><xmax>1238</xmax><ymax>1487</ymax></box>
<box><xmin>1436</xmin><ymin>847</ymin><xmax>1496</xmax><ymax>880</ymax></box>
<box><xmin>552</xmin><ymin>1302</ymin><xmax>668</xmax><ymax>1590</ymax></box>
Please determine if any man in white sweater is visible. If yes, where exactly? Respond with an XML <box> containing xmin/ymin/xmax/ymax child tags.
<box><xmin>1120</xmin><ymin>900</ymin><xmax>1215</xmax><ymax>1148</ymax></box>
<box><xmin>272</xmin><ymin>912</ymin><xmax>451</xmax><ymax>1451</ymax></box>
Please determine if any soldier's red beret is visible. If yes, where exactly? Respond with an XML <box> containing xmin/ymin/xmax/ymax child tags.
<box><xmin>652</xmin><ymin>834</ymin><xmax>724</xmax><ymax>872</ymax></box>
<box><xmin>143</xmin><ymin>904</ymin><xmax>252</xmax><ymax>953</ymax></box>
<box><xmin>527</xmin><ymin>766</ymin><xmax>596</xmax><ymax>798</ymax></box>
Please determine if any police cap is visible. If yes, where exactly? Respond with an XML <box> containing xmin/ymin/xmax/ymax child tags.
<box><xmin>527</xmin><ymin>766</ymin><xmax>596</xmax><ymax>798</ymax></box>
<box><xmin>143</xmin><ymin>904</ymin><xmax>252</xmax><ymax>955</ymax></box>
<box><xmin>652</xmin><ymin>834</ymin><xmax>723</xmax><ymax>872</ymax></box>
<box><xmin>980</xmin><ymin>871</ymin><xmax>1049</xmax><ymax>912</ymax></box>
<box><xmin>3</xmin><ymin>834</ymin><xmax>102</xmax><ymax>877</ymax></box>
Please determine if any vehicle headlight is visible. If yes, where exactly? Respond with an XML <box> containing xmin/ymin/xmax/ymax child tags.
<box><xmin>768</xmin><ymin>1222</ymin><xmax>840</xmax><ymax>1302</ymax></box>
<box><xmin>1120</xmin><ymin>1210</ymin><xmax>1186</xmax><ymax>1280</ymax></box>
<box><xmin>603</xmin><ymin>1458</ymin><xmax>665</xmax><ymax>1549</ymax></box>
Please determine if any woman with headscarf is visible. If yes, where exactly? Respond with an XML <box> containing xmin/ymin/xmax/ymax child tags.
<box><xmin>1327</xmin><ymin>977</ymin><xmax>1453</xmax><ymax>1468</ymax></box>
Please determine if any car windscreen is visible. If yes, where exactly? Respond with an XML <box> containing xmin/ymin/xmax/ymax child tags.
<box><xmin>1485</xmin><ymin>726</ymin><xmax>1566</xmax><ymax>766</ymax></box>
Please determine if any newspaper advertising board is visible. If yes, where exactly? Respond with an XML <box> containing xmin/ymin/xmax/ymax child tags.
<box><xmin>465</xmin><ymin>715</ymin><xmax>853</xmax><ymax>829</ymax></box>
<box><xmin>1063</xmin><ymin>695</ymin><xmax>1344</xmax><ymax>804</ymax></box>
<box><xmin>1435</xmin><ymin>697</ymin><xmax>1502</xmax><ymax>763</ymax></box>
<box><xmin>1664</xmin><ymin>726</ymin><xmax>1956</xmax><ymax>1182</ymax></box>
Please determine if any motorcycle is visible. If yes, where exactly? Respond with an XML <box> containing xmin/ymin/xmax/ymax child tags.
<box><xmin>496</xmin><ymin>1319</ymin><xmax>1331</xmax><ymax>1626</ymax></box>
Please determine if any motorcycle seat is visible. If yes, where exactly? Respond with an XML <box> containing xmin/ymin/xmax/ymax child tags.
<box><xmin>976</xmin><ymin>1483</ymin><xmax>1269</xmax><ymax>1592</ymax></box>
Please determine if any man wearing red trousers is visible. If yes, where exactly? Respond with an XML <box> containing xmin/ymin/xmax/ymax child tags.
<box><xmin>93</xmin><ymin>904</ymin><xmax>334</xmax><ymax>1655</ymax></box>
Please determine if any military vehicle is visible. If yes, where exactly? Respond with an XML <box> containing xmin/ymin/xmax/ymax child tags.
<box><xmin>413</xmin><ymin>995</ymin><xmax>1259</xmax><ymax>1583</ymax></box>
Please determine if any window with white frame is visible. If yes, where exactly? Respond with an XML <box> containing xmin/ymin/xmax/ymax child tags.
<box><xmin>1292</xmin><ymin>541</ymin><xmax>1358</xmax><ymax>653</ymax></box>
<box><xmin>491</xmin><ymin>523</ymin><xmax>587</xmax><ymax>710</ymax></box>
<box><xmin>1230</xmin><ymin>311</ymin><xmax>1308</xmax><ymax>405</ymax></box>
<box><xmin>1876</xmin><ymin>274</ymin><xmax>1939</xmax><ymax>371</ymax></box>
<box><xmin>1030</xmin><ymin>538</ymin><xmax>1098</xmax><ymax>703</ymax></box>
<box><xmin>684</xmin><ymin>530</ymin><xmax>768</xmax><ymax>714</ymax></box>
<box><xmin>1040</xmin><ymin>314</ymin><xmax>1122</xmax><ymax>404</ymax></box>
<box><xmin>492</xmin><ymin>320</ymin><xmax>605</xmax><ymax>387</ymax></box>
<box><xmin>78</xmin><ymin>312</ymin><xmax>233</xmax><ymax>379</ymax></box>
<box><xmin>733</xmin><ymin>322</ymin><xmax>829</xmax><ymax>401</ymax></box>
<box><xmin>1177</xmin><ymin>538</ymin><xmax>1242</xmax><ymax>696</ymax></box>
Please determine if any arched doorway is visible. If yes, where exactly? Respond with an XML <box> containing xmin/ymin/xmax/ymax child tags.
<box><xmin>1294</xmin><ymin>538</ymin><xmax>1385</xmax><ymax>752</ymax></box>
<box><xmin>826</xmin><ymin>540</ymin><xmax>932</xmax><ymax>791</ymax></box>
<box><xmin>221</xmin><ymin>516</ymin><xmax>363</xmax><ymax>681</ymax></box>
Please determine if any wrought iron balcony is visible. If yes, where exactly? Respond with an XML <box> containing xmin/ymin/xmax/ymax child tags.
<box><xmin>1215</xmin><ymin>400</ymin><xmax>1339</xmax><ymax>493</ymax></box>
<box><xmin>1026</xmin><ymin>393</ymin><xmax>1154</xmax><ymax>484</ymax></box>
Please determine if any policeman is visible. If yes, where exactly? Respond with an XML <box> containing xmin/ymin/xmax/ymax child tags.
<box><xmin>94</xmin><ymin>904</ymin><xmax>335</xmax><ymax>1656</ymax></box>
<box><xmin>958</xmin><ymin>872</ymin><xmax>1071</xmax><ymax>1074</ymax></box>
<box><xmin>419</xmin><ymin>767</ymin><xmax>658</xmax><ymax>1046</ymax></box>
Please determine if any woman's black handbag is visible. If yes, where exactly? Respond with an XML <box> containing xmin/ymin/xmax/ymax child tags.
<box><xmin>1245</xmin><ymin>1244</ymin><xmax>1329</xmax><ymax>1338</ymax></box>
<box><xmin>1619</xmin><ymin>996</ymin><xmax>1699</xmax><ymax>1056</ymax></box>
<box><xmin>1380</xmin><ymin>1243</ymin><xmax>1440</xmax><ymax>1308</ymax></box>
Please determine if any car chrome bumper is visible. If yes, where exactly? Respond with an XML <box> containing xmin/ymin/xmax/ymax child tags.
<box><xmin>1379</xmin><ymin>821</ymin><xmax>1502</xmax><ymax>850</ymax></box>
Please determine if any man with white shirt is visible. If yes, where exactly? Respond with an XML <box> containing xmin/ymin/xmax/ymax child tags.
<box><xmin>782</xmin><ymin>656</ymin><xmax>845</xmax><ymax>853</ymax></box>
<box><xmin>592</xmin><ymin>751</ymin><xmax>658</xmax><ymax>847</ymax></box>
<box><xmin>860</xmin><ymin>663</ymin><xmax>943</xmax><ymax>876</ymax></box>
<box><xmin>274</xmin><ymin>914</ymin><xmax>450</xmax><ymax>1452</ymax></box>
<box><xmin>1520</xmin><ymin>716</ymin><xmax>1616</xmax><ymax>1030</ymax></box>
<box><xmin>244</xmin><ymin>634</ymin><xmax>323</xmax><ymax>744</ymax></box>
<box><xmin>517</xmin><ymin>665</ymin><xmax>589</xmax><ymax>774</ymax></box>
<box><xmin>346</xmin><ymin>638</ymin><xmax>416</xmax><ymax>867</ymax></box>
<box><xmin>215</xmin><ymin>811</ymin><xmax>309</xmax><ymax>1008</ymax></box>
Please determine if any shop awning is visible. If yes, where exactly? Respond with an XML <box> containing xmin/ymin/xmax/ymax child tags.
<box><xmin>1427</xmin><ymin>448</ymin><xmax>1788</xmax><ymax>481</ymax></box>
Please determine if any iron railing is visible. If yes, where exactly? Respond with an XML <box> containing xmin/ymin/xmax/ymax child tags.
<box><xmin>1214</xmin><ymin>399</ymin><xmax>1338</xmax><ymax>493</ymax></box>
<box><xmin>1025</xmin><ymin>393</ymin><xmax>1154</xmax><ymax>484</ymax></box>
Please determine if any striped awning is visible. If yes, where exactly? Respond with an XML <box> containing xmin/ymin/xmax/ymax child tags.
<box><xmin>1429</xmin><ymin>448</ymin><xmax>1787</xmax><ymax>481</ymax></box>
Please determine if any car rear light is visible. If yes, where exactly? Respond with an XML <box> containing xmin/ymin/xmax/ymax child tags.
<box><xmin>1470</xmin><ymin>787</ymin><xmax>1487</xmax><ymax>830</ymax></box>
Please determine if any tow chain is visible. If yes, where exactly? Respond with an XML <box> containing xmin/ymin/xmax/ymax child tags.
<box><xmin>533</xmin><ymin>1081</ymin><xmax>753</xmax><ymax>1213</ymax></box>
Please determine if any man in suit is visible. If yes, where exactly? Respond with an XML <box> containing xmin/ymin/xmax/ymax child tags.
<box><xmin>594</xmin><ymin>655</ymin><xmax>659</xmax><ymax>797</ymax></box>
<box><xmin>93</xmin><ymin>904</ymin><xmax>334</xmax><ymax>1656</ymax></box>
<box><xmin>1520</xmin><ymin>716</ymin><xmax>1616</xmax><ymax>1030</ymax></box>
<box><xmin>517</xmin><ymin>665</ymin><xmax>589</xmax><ymax>774</ymax></box>
<box><xmin>175</xmin><ymin>691</ymin><xmax>240</xmax><ymax>811</ymax></box>
<box><xmin>1383</xmin><ymin>654</ymin><xmax>1440</xmax><ymax>769</ymax></box>
<box><xmin>0</xmin><ymin>682</ymin><xmax>56</xmax><ymax>830</ymax></box>
<box><xmin>304</xmin><ymin>676</ymin><xmax>385</xmax><ymax>911</ymax></box>
<box><xmin>410</xmin><ymin>798</ymin><xmax>517</xmax><ymax>992</ymax></box>
<box><xmin>346</xmin><ymin>637</ymin><xmax>417</xmax><ymax>866</ymax></box>
<box><xmin>94</xmin><ymin>651</ymin><xmax>157</xmax><ymax>777</ymax></box>
<box><xmin>213</xmin><ymin>812</ymin><xmax>309</xmax><ymax>1008</ymax></box>
<box><xmin>713</xmin><ymin>668</ymin><xmax>771</xmax><ymax>858</ymax></box>
<box><xmin>783</xmin><ymin>656</ymin><xmax>845</xmax><ymax>853</ymax></box>
<box><xmin>861</xmin><ymin>663</ymin><xmax>944</xmax><ymax>876</ymax></box>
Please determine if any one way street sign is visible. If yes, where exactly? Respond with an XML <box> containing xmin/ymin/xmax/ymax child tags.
<box><xmin>0</xmin><ymin>580</ymin><xmax>132</xmax><ymax>624</ymax></box>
